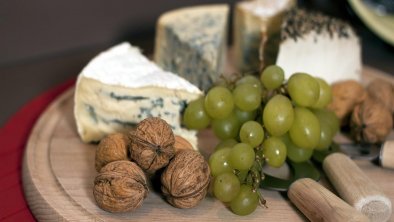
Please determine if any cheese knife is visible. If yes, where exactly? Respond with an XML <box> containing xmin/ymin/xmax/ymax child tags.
<box><xmin>323</xmin><ymin>153</ymin><xmax>392</xmax><ymax>221</ymax></box>
<box><xmin>261</xmin><ymin>139</ymin><xmax>394</xmax><ymax>192</ymax></box>
<box><xmin>339</xmin><ymin>140</ymin><xmax>394</xmax><ymax>169</ymax></box>
<box><xmin>288</xmin><ymin>152</ymin><xmax>392</xmax><ymax>221</ymax></box>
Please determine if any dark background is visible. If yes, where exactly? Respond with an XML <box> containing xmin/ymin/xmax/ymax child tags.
<box><xmin>1</xmin><ymin>0</ymin><xmax>393</xmax><ymax>127</ymax></box>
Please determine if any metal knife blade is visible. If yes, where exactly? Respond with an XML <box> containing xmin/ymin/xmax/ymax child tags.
<box><xmin>339</xmin><ymin>140</ymin><xmax>394</xmax><ymax>169</ymax></box>
<box><xmin>339</xmin><ymin>142</ymin><xmax>381</xmax><ymax>161</ymax></box>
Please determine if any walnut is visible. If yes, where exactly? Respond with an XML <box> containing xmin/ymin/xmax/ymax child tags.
<box><xmin>327</xmin><ymin>80</ymin><xmax>367</xmax><ymax>123</ymax></box>
<box><xmin>129</xmin><ymin>117</ymin><xmax>175</xmax><ymax>174</ymax></box>
<box><xmin>95</xmin><ymin>133</ymin><xmax>130</xmax><ymax>172</ymax></box>
<box><xmin>161</xmin><ymin>150</ymin><xmax>210</xmax><ymax>209</ymax></box>
<box><xmin>351</xmin><ymin>96</ymin><xmax>393</xmax><ymax>143</ymax></box>
<box><xmin>367</xmin><ymin>79</ymin><xmax>394</xmax><ymax>113</ymax></box>
<box><xmin>93</xmin><ymin>160</ymin><xmax>148</xmax><ymax>213</ymax></box>
<box><xmin>174</xmin><ymin>135</ymin><xmax>194</xmax><ymax>152</ymax></box>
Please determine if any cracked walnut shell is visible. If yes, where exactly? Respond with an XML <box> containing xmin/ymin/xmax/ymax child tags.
<box><xmin>95</xmin><ymin>133</ymin><xmax>130</xmax><ymax>172</ymax></box>
<box><xmin>93</xmin><ymin>160</ymin><xmax>148</xmax><ymax>213</ymax></box>
<box><xmin>161</xmin><ymin>150</ymin><xmax>211</xmax><ymax>209</ymax></box>
<box><xmin>129</xmin><ymin>117</ymin><xmax>175</xmax><ymax>174</ymax></box>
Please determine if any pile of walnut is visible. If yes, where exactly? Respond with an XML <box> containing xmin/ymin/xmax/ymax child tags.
<box><xmin>328</xmin><ymin>79</ymin><xmax>394</xmax><ymax>143</ymax></box>
<box><xmin>93</xmin><ymin>117</ymin><xmax>211</xmax><ymax>213</ymax></box>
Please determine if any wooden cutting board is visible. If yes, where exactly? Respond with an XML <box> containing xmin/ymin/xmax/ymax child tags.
<box><xmin>22</xmin><ymin>67</ymin><xmax>394</xmax><ymax>221</ymax></box>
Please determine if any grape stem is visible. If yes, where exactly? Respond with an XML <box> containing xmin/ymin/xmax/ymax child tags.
<box><xmin>233</xmin><ymin>145</ymin><xmax>269</xmax><ymax>209</ymax></box>
<box><xmin>256</xmin><ymin>189</ymin><xmax>268</xmax><ymax>208</ymax></box>
<box><xmin>262</xmin><ymin>84</ymin><xmax>289</xmax><ymax>104</ymax></box>
<box><xmin>254</xmin><ymin>145</ymin><xmax>269</xmax><ymax>208</ymax></box>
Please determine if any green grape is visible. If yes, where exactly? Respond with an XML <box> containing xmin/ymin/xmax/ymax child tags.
<box><xmin>233</xmin><ymin>83</ymin><xmax>262</xmax><ymax>111</ymax></box>
<box><xmin>212</xmin><ymin>112</ymin><xmax>241</xmax><ymax>140</ymax></box>
<box><xmin>239</xmin><ymin>121</ymin><xmax>264</xmax><ymax>147</ymax></box>
<box><xmin>209</xmin><ymin>148</ymin><xmax>233</xmax><ymax>176</ymax></box>
<box><xmin>313</xmin><ymin>108</ymin><xmax>340</xmax><ymax>135</ymax></box>
<box><xmin>287</xmin><ymin>73</ymin><xmax>320</xmax><ymax>107</ymax></box>
<box><xmin>182</xmin><ymin>97</ymin><xmax>211</xmax><ymax>130</ymax></box>
<box><xmin>235</xmin><ymin>170</ymin><xmax>249</xmax><ymax>183</ymax></box>
<box><xmin>262</xmin><ymin>137</ymin><xmax>287</xmax><ymax>168</ymax></box>
<box><xmin>263</xmin><ymin>94</ymin><xmax>294</xmax><ymax>136</ymax></box>
<box><xmin>215</xmin><ymin>138</ymin><xmax>238</xmax><ymax>151</ymax></box>
<box><xmin>289</xmin><ymin>107</ymin><xmax>320</xmax><ymax>149</ymax></box>
<box><xmin>204</xmin><ymin>86</ymin><xmax>234</xmax><ymax>119</ymax></box>
<box><xmin>229</xmin><ymin>143</ymin><xmax>255</xmax><ymax>170</ymax></box>
<box><xmin>281</xmin><ymin>134</ymin><xmax>313</xmax><ymax>162</ymax></box>
<box><xmin>260</xmin><ymin>65</ymin><xmax>285</xmax><ymax>90</ymax></box>
<box><xmin>230</xmin><ymin>185</ymin><xmax>259</xmax><ymax>216</ymax></box>
<box><xmin>287</xmin><ymin>141</ymin><xmax>314</xmax><ymax>163</ymax></box>
<box><xmin>313</xmin><ymin>109</ymin><xmax>336</xmax><ymax>150</ymax></box>
<box><xmin>236</xmin><ymin>75</ymin><xmax>262</xmax><ymax>90</ymax></box>
<box><xmin>234</xmin><ymin>108</ymin><xmax>257</xmax><ymax>124</ymax></box>
<box><xmin>213</xmin><ymin>172</ymin><xmax>241</xmax><ymax>202</ymax></box>
<box><xmin>312</xmin><ymin>78</ymin><xmax>332</xmax><ymax>108</ymax></box>
<box><xmin>315</xmin><ymin>122</ymin><xmax>333</xmax><ymax>150</ymax></box>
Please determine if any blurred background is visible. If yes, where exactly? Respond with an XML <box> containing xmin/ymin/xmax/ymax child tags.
<box><xmin>0</xmin><ymin>0</ymin><xmax>393</xmax><ymax>127</ymax></box>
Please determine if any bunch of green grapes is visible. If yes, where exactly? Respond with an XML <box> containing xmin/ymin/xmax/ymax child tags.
<box><xmin>182</xmin><ymin>65</ymin><xmax>339</xmax><ymax>215</ymax></box>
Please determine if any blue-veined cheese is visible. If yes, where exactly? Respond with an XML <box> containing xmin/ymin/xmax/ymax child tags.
<box><xmin>154</xmin><ymin>4</ymin><xmax>229</xmax><ymax>92</ymax></box>
<box><xmin>74</xmin><ymin>42</ymin><xmax>202</xmax><ymax>149</ymax></box>
<box><xmin>233</xmin><ymin>0</ymin><xmax>295</xmax><ymax>72</ymax></box>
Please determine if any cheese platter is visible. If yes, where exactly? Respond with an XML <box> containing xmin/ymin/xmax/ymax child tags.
<box><xmin>21</xmin><ymin>66</ymin><xmax>394</xmax><ymax>221</ymax></box>
<box><xmin>21</xmin><ymin>1</ymin><xmax>394</xmax><ymax>221</ymax></box>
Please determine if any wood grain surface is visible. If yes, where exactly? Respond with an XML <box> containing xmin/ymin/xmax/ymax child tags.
<box><xmin>22</xmin><ymin>67</ymin><xmax>394</xmax><ymax>221</ymax></box>
<box><xmin>288</xmin><ymin>178</ymin><xmax>369</xmax><ymax>222</ymax></box>
<box><xmin>323</xmin><ymin>153</ymin><xmax>392</xmax><ymax>222</ymax></box>
<box><xmin>382</xmin><ymin>141</ymin><xmax>394</xmax><ymax>169</ymax></box>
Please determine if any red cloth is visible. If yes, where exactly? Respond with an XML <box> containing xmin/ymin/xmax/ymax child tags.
<box><xmin>0</xmin><ymin>79</ymin><xmax>75</xmax><ymax>221</ymax></box>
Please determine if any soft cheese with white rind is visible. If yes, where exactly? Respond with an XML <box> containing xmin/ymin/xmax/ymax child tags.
<box><xmin>233</xmin><ymin>0</ymin><xmax>295</xmax><ymax>72</ymax></box>
<box><xmin>154</xmin><ymin>4</ymin><xmax>229</xmax><ymax>92</ymax></box>
<box><xmin>275</xmin><ymin>9</ymin><xmax>362</xmax><ymax>83</ymax></box>
<box><xmin>74</xmin><ymin>42</ymin><xmax>202</xmax><ymax>149</ymax></box>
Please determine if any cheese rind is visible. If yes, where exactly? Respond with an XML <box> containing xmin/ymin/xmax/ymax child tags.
<box><xmin>275</xmin><ymin>9</ymin><xmax>362</xmax><ymax>83</ymax></box>
<box><xmin>154</xmin><ymin>5</ymin><xmax>229</xmax><ymax>91</ymax></box>
<box><xmin>81</xmin><ymin>42</ymin><xmax>200</xmax><ymax>94</ymax></box>
<box><xmin>233</xmin><ymin>0</ymin><xmax>295</xmax><ymax>72</ymax></box>
<box><xmin>74</xmin><ymin>43</ymin><xmax>202</xmax><ymax>149</ymax></box>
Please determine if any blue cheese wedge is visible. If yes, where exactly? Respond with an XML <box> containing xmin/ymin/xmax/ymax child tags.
<box><xmin>154</xmin><ymin>4</ymin><xmax>229</xmax><ymax>92</ymax></box>
<box><xmin>233</xmin><ymin>0</ymin><xmax>295</xmax><ymax>72</ymax></box>
<box><xmin>74</xmin><ymin>42</ymin><xmax>202</xmax><ymax>149</ymax></box>
<box><xmin>275</xmin><ymin>9</ymin><xmax>362</xmax><ymax>83</ymax></box>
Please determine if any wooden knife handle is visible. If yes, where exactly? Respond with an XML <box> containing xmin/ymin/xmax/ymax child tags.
<box><xmin>323</xmin><ymin>153</ymin><xmax>392</xmax><ymax>222</ymax></box>
<box><xmin>288</xmin><ymin>178</ymin><xmax>368</xmax><ymax>222</ymax></box>
<box><xmin>380</xmin><ymin>140</ymin><xmax>394</xmax><ymax>169</ymax></box>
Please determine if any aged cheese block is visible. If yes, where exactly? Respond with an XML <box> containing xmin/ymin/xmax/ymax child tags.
<box><xmin>74</xmin><ymin>42</ymin><xmax>202</xmax><ymax>149</ymax></box>
<box><xmin>274</xmin><ymin>9</ymin><xmax>362</xmax><ymax>83</ymax></box>
<box><xmin>233</xmin><ymin>0</ymin><xmax>295</xmax><ymax>73</ymax></box>
<box><xmin>154</xmin><ymin>4</ymin><xmax>229</xmax><ymax>92</ymax></box>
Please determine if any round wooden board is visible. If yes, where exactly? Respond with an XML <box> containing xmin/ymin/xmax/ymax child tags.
<box><xmin>22</xmin><ymin>67</ymin><xmax>394</xmax><ymax>221</ymax></box>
